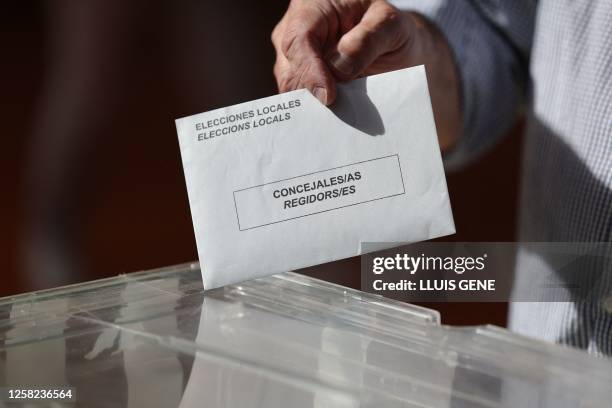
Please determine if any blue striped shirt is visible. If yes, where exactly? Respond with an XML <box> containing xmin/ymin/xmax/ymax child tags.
<box><xmin>393</xmin><ymin>0</ymin><xmax>612</xmax><ymax>355</ymax></box>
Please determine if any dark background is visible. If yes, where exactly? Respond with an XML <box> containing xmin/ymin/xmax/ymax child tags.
<box><xmin>1</xmin><ymin>1</ymin><xmax>522</xmax><ymax>326</ymax></box>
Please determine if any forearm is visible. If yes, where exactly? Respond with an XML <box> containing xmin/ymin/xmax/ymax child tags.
<box><xmin>402</xmin><ymin>11</ymin><xmax>462</xmax><ymax>151</ymax></box>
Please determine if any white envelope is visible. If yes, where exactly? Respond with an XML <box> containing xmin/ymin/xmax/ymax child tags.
<box><xmin>176</xmin><ymin>65</ymin><xmax>455</xmax><ymax>289</ymax></box>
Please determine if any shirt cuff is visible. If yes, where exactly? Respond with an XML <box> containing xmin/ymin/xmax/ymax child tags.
<box><xmin>391</xmin><ymin>0</ymin><xmax>525</xmax><ymax>169</ymax></box>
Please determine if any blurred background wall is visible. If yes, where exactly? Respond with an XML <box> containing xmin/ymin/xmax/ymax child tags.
<box><xmin>1</xmin><ymin>1</ymin><xmax>522</xmax><ymax>326</ymax></box>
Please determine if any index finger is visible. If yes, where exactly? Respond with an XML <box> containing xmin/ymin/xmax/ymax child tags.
<box><xmin>271</xmin><ymin>2</ymin><xmax>337</xmax><ymax>104</ymax></box>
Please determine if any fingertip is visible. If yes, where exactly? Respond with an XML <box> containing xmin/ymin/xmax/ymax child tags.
<box><xmin>312</xmin><ymin>87</ymin><xmax>327</xmax><ymax>104</ymax></box>
<box><xmin>312</xmin><ymin>84</ymin><xmax>336</xmax><ymax>105</ymax></box>
<box><xmin>329</xmin><ymin>51</ymin><xmax>355</xmax><ymax>78</ymax></box>
<box><xmin>326</xmin><ymin>84</ymin><xmax>337</xmax><ymax>105</ymax></box>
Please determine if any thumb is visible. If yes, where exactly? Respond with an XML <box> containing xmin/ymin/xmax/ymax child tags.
<box><xmin>328</xmin><ymin>1</ymin><xmax>406</xmax><ymax>80</ymax></box>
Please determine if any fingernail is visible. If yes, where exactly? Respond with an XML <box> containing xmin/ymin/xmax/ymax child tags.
<box><xmin>329</xmin><ymin>52</ymin><xmax>354</xmax><ymax>76</ymax></box>
<box><xmin>312</xmin><ymin>87</ymin><xmax>328</xmax><ymax>104</ymax></box>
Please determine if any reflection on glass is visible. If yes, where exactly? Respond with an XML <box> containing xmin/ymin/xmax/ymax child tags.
<box><xmin>0</xmin><ymin>265</ymin><xmax>610</xmax><ymax>408</ymax></box>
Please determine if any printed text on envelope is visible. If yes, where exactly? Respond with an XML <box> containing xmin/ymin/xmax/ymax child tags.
<box><xmin>233</xmin><ymin>155</ymin><xmax>405</xmax><ymax>230</ymax></box>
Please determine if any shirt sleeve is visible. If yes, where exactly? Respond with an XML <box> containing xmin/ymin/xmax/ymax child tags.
<box><xmin>390</xmin><ymin>0</ymin><xmax>536</xmax><ymax>168</ymax></box>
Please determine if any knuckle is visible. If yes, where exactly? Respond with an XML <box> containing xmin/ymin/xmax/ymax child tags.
<box><xmin>376</xmin><ymin>2</ymin><xmax>401</xmax><ymax>29</ymax></box>
<box><xmin>379</xmin><ymin>2</ymin><xmax>400</xmax><ymax>19</ymax></box>
<box><xmin>273</xmin><ymin>60</ymin><xmax>282</xmax><ymax>79</ymax></box>
<box><xmin>271</xmin><ymin>24</ymin><xmax>282</xmax><ymax>45</ymax></box>
<box><xmin>342</xmin><ymin>29</ymin><xmax>372</xmax><ymax>56</ymax></box>
<box><xmin>280</xmin><ymin>33</ymin><xmax>298</xmax><ymax>58</ymax></box>
<box><xmin>281</xmin><ymin>28</ymin><xmax>316</xmax><ymax>59</ymax></box>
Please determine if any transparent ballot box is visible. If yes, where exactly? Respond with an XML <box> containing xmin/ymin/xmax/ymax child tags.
<box><xmin>0</xmin><ymin>263</ymin><xmax>610</xmax><ymax>407</ymax></box>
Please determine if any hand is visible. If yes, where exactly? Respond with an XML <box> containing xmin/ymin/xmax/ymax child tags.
<box><xmin>271</xmin><ymin>0</ymin><xmax>462</xmax><ymax>149</ymax></box>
